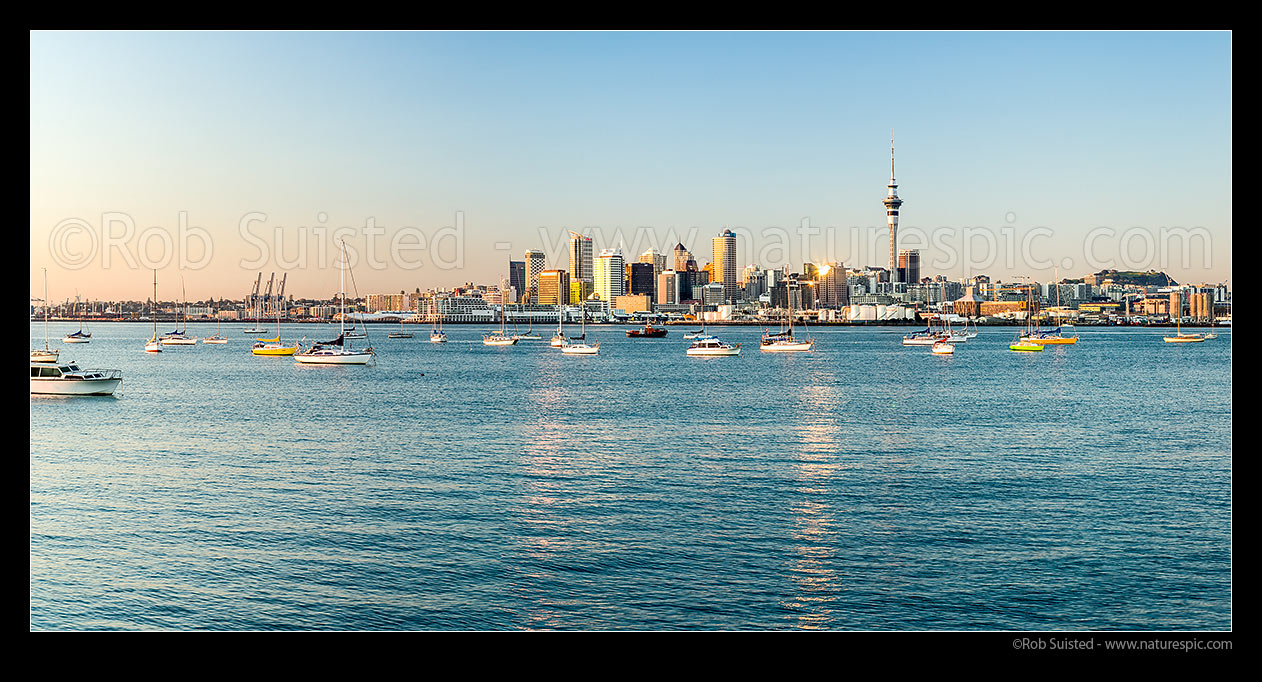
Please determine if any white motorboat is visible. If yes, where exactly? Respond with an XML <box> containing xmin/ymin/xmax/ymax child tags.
<box><xmin>560</xmin><ymin>341</ymin><xmax>599</xmax><ymax>355</ymax></box>
<box><xmin>686</xmin><ymin>335</ymin><xmax>741</xmax><ymax>356</ymax></box>
<box><xmin>31</xmin><ymin>361</ymin><xmax>122</xmax><ymax>396</ymax></box>
<box><xmin>930</xmin><ymin>340</ymin><xmax>955</xmax><ymax>355</ymax></box>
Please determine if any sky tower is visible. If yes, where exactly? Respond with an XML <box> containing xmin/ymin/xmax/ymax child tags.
<box><xmin>882</xmin><ymin>133</ymin><xmax>903</xmax><ymax>284</ymax></box>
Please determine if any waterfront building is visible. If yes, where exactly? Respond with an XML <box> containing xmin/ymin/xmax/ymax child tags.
<box><xmin>570</xmin><ymin>279</ymin><xmax>594</xmax><ymax>304</ymax></box>
<box><xmin>538</xmin><ymin>269</ymin><xmax>570</xmax><ymax>306</ymax></box>
<box><xmin>368</xmin><ymin>293</ymin><xmax>408</xmax><ymax>312</ymax></box>
<box><xmin>614</xmin><ymin>294</ymin><xmax>651</xmax><ymax>314</ymax></box>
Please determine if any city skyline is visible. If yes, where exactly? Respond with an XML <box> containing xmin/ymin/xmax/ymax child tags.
<box><xmin>31</xmin><ymin>31</ymin><xmax>1232</xmax><ymax>300</ymax></box>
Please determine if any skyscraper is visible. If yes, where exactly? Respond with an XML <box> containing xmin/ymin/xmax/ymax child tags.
<box><xmin>593</xmin><ymin>248</ymin><xmax>625</xmax><ymax>303</ymax></box>
<box><xmin>568</xmin><ymin>231</ymin><xmax>593</xmax><ymax>283</ymax></box>
<box><xmin>883</xmin><ymin>134</ymin><xmax>903</xmax><ymax>284</ymax></box>
<box><xmin>816</xmin><ymin>262</ymin><xmax>848</xmax><ymax>309</ymax></box>
<box><xmin>673</xmin><ymin>243</ymin><xmax>695</xmax><ymax>301</ymax></box>
<box><xmin>712</xmin><ymin>229</ymin><xmax>737</xmax><ymax>302</ymax></box>
<box><xmin>508</xmin><ymin>260</ymin><xmax>525</xmax><ymax>304</ymax></box>
<box><xmin>898</xmin><ymin>249</ymin><xmax>920</xmax><ymax>285</ymax></box>
<box><xmin>524</xmin><ymin>249</ymin><xmax>546</xmax><ymax>304</ymax></box>
<box><xmin>537</xmin><ymin>269</ymin><xmax>570</xmax><ymax>305</ymax></box>
<box><xmin>628</xmin><ymin>262</ymin><xmax>655</xmax><ymax>300</ymax></box>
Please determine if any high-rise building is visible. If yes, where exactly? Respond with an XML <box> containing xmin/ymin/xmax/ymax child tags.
<box><xmin>568</xmin><ymin>231</ymin><xmax>593</xmax><ymax>283</ymax></box>
<box><xmin>570</xmin><ymin>279</ymin><xmax>594</xmax><ymax>304</ymax></box>
<box><xmin>883</xmin><ymin>134</ymin><xmax>903</xmax><ymax>284</ymax></box>
<box><xmin>640</xmin><ymin>248</ymin><xmax>667</xmax><ymax>278</ymax></box>
<box><xmin>816</xmin><ymin>262</ymin><xmax>848</xmax><ymax>309</ymax></box>
<box><xmin>673</xmin><ymin>242</ymin><xmax>695</xmax><ymax>302</ymax></box>
<box><xmin>657</xmin><ymin>270</ymin><xmax>681</xmax><ymax>304</ymax></box>
<box><xmin>508</xmin><ymin>260</ymin><xmax>526</xmax><ymax>303</ymax></box>
<box><xmin>628</xmin><ymin>262</ymin><xmax>655</xmax><ymax>300</ymax></box>
<box><xmin>712</xmin><ymin>229</ymin><xmax>737</xmax><ymax>302</ymax></box>
<box><xmin>898</xmin><ymin>249</ymin><xmax>920</xmax><ymax>285</ymax></box>
<box><xmin>524</xmin><ymin>250</ymin><xmax>546</xmax><ymax>304</ymax></box>
<box><xmin>593</xmin><ymin>248</ymin><xmax>625</xmax><ymax>302</ymax></box>
<box><xmin>537</xmin><ymin>269</ymin><xmax>570</xmax><ymax>305</ymax></box>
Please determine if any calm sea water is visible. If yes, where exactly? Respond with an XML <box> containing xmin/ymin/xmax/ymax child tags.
<box><xmin>30</xmin><ymin>321</ymin><xmax>1232</xmax><ymax>630</ymax></box>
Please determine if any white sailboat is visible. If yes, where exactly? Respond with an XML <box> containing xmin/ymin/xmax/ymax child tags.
<box><xmin>204</xmin><ymin>301</ymin><xmax>228</xmax><ymax>344</ymax></box>
<box><xmin>62</xmin><ymin>292</ymin><xmax>91</xmax><ymax>343</ymax></box>
<box><xmin>160</xmin><ymin>279</ymin><xmax>198</xmax><ymax>345</ymax></box>
<box><xmin>560</xmin><ymin>304</ymin><xmax>598</xmax><ymax>354</ymax></box>
<box><xmin>145</xmin><ymin>270</ymin><xmax>163</xmax><ymax>353</ymax></box>
<box><xmin>1162</xmin><ymin>277</ymin><xmax>1204</xmax><ymax>343</ymax></box>
<box><xmin>429</xmin><ymin>297</ymin><xmax>448</xmax><ymax>343</ymax></box>
<box><xmin>483</xmin><ymin>280</ymin><xmax>517</xmax><ymax>346</ymax></box>
<box><xmin>295</xmin><ymin>240</ymin><xmax>375</xmax><ymax>365</ymax></box>
<box><xmin>761</xmin><ymin>284</ymin><xmax>814</xmax><ymax>352</ymax></box>
<box><xmin>550</xmin><ymin>305</ymin><xmax>568</xmax><ymax>347</ymax></box>
<box><xmin>32</xmin><ymin>269</ymin><xmax>60</xmax><ymax>362</ymax></box>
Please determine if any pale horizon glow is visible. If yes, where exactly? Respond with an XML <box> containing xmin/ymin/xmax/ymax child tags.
<box><xmin>30</xmin><ymin>30</ymin><xmax>1232</xmax><ymax>302</ymax></box>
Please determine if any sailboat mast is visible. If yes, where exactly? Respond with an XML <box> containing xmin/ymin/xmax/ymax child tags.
<box><xmin>42</xmin><ymin>268</ymin><xmax>49</xmax><ymax>349</ymax></box>
<box><xmin>340</xmin><ymin>240</ymin><xmax>346</xmax><ymax>338</ymax></box>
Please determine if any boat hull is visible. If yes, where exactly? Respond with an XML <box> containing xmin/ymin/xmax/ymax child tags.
<box><xmin>252</xmin><ymin>345</ymin><xmax>298</xmax><ymax>356</ymax></box>
<box><xmin>1022</xmin><ymin>336</ymin><xmax>1077</xmax><ymax>345</ymax></box>
<box><xmin>31</xmin><ymin>351</ymin><xmax>60</xmax><ymax>362</ymax></box>
<box><xmin>687</xmin><ymin>347</ymin><xmax>741</xmax><ymax>356</ymax></box>
<box><xmin>30</xmin><ymin>377</ymin><xmax>122</xmax><ymax>396</ymax></box>
<box><xmin>760</xmin><ymin>341</ymin><xmax>813</xmax><ymax>352</ymax></box>
<box><xmin>62</xmin><ymin>337</ymin><xmax>90</xmax><ymax>343</ymax></box>
<box><xmin>560</xmin><ymin>344</ymin><xmax>599</xmax><ymax>355</ymax></box>
<box><xmin>294</xmin><ymin>352</ymin><xmax>374</xmax><ymax>364</ymax></box>
<box><xmin>1163</xmin><ymin>336</ymin><xmax>1205</xmax><ymax>343</ymax></box>
<box><xmin>1009</xmin><ymin>342</ymin><xmax>1044</xmax><ymax>352</ymax></box>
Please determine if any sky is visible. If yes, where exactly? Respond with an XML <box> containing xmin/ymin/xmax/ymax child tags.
<box><xmin>30</xmin><ymin>30</ymin><xmax>1232</xmax><ymax>302</ymax></box>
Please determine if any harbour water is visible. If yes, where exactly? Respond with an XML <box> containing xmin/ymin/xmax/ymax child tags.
<box><xmin>30</xmin><ymin>323</ymin><xmax>1232</xmax><ymax>630</ymax></box>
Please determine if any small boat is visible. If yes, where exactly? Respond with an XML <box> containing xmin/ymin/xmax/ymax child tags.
<box><xmin>761</xmin><ymin>295</ymin><xmax>814</xmax><ymax>352</ymax></box>
<box><xmin>901</xmin><ymin>332</ymin><xmax>941</xmax><ymax>346</ymax></box>
<box><xmin>62</xmin><ymin>293</ymin><xmax>92</xmax><ymax>343</ymax></box>
<box><xmin>483</xmin><ymin>279</ymin><xmax>518</xmax><ymax>346</ymax></box>
<box><xmin>626</xmin><ymin>322</ymin><xmax>667</xmax><ymax>338</ymax></box>
<box><xmin>32</xmin><ymin>269</ymin><xmax>61</xmax><ymax>362</ymax></box>
<box><xmin>512</xmin><ymin>317</ymin><xmax>541</xmax><ymax>340</ymax></box>
<box><xmin>429</xmin><ymin>298</ymin><xmax>448</xmax><ymax>343</ymax></box>
<box><xmin>144</xmin><ymin>270</ymin><xmax>162</xmax><ymax>353</ymax></box>
<box><xmin>1009</xmin><ymin>340</ymin><xmax>1044</xmax><ymax>352</ymax></box>
<box><xmin>550</xmin><ymin>306</ymin><xmax>568</xmax><ymax>347</ymax></box>
<box><xmin>560</xmin><ymin>341</ymin><xmax>599</xmax><ymax>355</ymax></box>
<box><xmin>253</xmin><ymin>337</ymin><xmax>299</xmax><ymax>356</ymax></box>
<box><xmin>1162</xmin><ymin>278</ymin><xmax>1205</xmax><ymax>343</ymax></box>
<box><xmin>387</xmin><ymin>331</ymin><xmax>414</xmax><ymax>339</ymax></box>
<box><xmin>930</xmin><ymin>340</ymin><xmax>955</xmax><ymax>355</ymax></box>
<box><xmin>1203</xmin><ymin>332</ymin><xmax>1218</xmax><ymax>340</ymax></box>
<box><xmin>560</xmin><ymin>310</ymin><xmax>597</xmax><ymax>354</ymax></box>
<box><xmin>203</xmin><ymin>309</ymin><xmax>228</xmax><ymax>344</ymax></box>
<box><xmin>686</xmin><ymin>335</ymin><xmax>741</xmax><ymax>356</ymax></box>
<box><xmin>295</xmin><ymin>241</ymin><xmax>375</xmax><ymax>365</ymax></box>
<box><xmin>31</xmin><ymin>361</ymin><xmax>122</xmax><ymax>396</ymax></box>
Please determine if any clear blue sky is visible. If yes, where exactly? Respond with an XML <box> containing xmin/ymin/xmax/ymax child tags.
<box><xmin>30</xmin><ymin>31</ymin><xmax>1231</xmax><ymax>300</ymax></box>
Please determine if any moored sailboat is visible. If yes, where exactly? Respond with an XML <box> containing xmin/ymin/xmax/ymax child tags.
<box><xmin>295</xmin><ymin>240</ymin><xmax>374</xmax><ymax>365</ymax></box>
